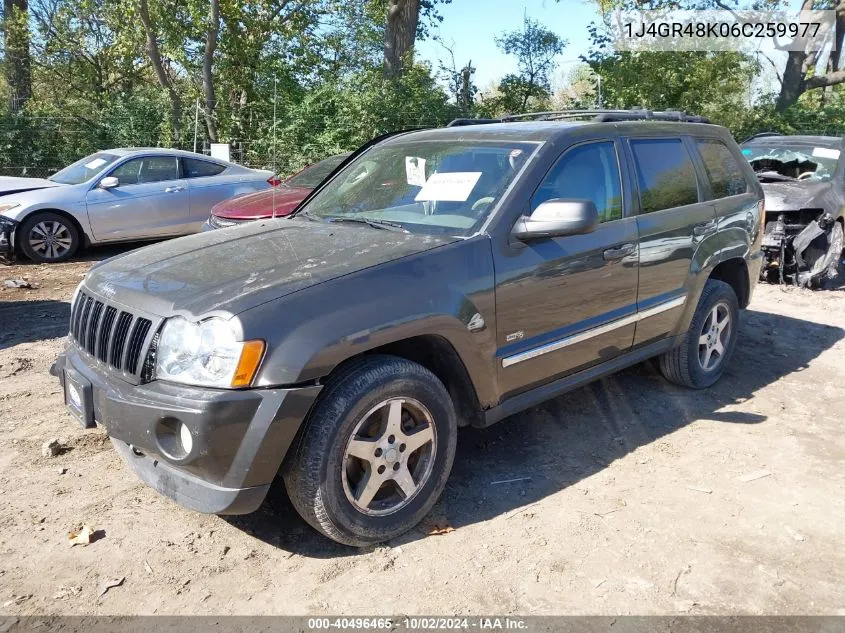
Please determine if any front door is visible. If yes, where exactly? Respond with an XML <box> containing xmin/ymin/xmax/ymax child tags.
<box><xmin>625</xmin><ymin>136</ymin><xmax>717</xmax><ymax>345</ymax></box>
<box><xmin>494</xmin><ymin>139</ymin><xmax>640</xmax><ymax>398</ymax></box>
<box><xmin>86</xmin><ymin>155</ymin><xmax>189</xmax><ymax>241</ymax></box>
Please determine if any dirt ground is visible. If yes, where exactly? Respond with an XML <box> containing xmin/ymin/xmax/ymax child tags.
<box><xmin>1</xmin><ymin>244</ymin><xmax>844</xmax><ymax>616</ymax></box>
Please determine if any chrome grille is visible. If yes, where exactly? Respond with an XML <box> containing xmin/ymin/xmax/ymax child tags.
<box><xmin>69</xmin><ymin>291</ymin><xmax>156</xmax><ymax>379</ymax></box>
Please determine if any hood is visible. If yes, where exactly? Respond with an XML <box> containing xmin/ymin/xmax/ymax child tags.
<box><xmin>760</xmin><ymin>181</ymin><xmax>831</xmax><ymax>212</ymax></box>
<box><xmin>0</xmin><ymin>176</ymin><xmax>61</xmax><ymax>196</ymax></box>
<box><xmin>211</xmin><ymin>187</ymin><xmax>310</xmax><ymax>220</ymax></box>
<box><xmin>83</xmin><ymin>218</ymin><xmax>456</xmax><ymax>318</ymax></box>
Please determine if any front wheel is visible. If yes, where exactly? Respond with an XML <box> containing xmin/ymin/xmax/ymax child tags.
<box><xmin>18</xmin><ymin>212</ymin><xmax>80</xmax><ymax>263</ymax></box>
<box><xmin>658</xmin><ymin>279</ymin><xmax>740</xmax><ymax>389</ymax></box>
<box><xmin>283</xmin><ymin>355</ymin><xmax>458</xmax><ymax>546</ymax></box>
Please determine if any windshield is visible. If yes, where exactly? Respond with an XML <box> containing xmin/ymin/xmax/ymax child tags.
<box><xmin>286</xmin><ymin>154</ymin><xmax>350</xmax><ymax>188</ymax></box>
<box><xmin>742</xmin><ymin>143</ymin><xmax>840</xmax><ymax>182</ymax></box>
<box><xmin>49</xmin><ymin>152</ymin><xmax>121</xmax><ymax>185</ymax></box>
<box><xmin>298</xmin><ymin>139</ymin><xmax>538</xmax><ymax>236</ymax></box>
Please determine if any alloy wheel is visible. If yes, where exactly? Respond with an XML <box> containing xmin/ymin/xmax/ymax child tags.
<box><xmin>28</xmin><ymin>220</ymin><xmax>73</xmax><ymax>261</ymax></box>
<box><xmin>698</xmin><ymin>302</ymin><xmax>731</xmax><ymax>371</ymax></box>
<box><xmin>341</xmin><ymin>397</ymin><xmax>437</xmax><ymax>516</ymax></box>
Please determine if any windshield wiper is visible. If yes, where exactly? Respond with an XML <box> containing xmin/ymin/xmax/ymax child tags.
<box><xmin>325</xmin><ymin>217</ymin><xmax>409</xmax><ymax>232</ymax></box>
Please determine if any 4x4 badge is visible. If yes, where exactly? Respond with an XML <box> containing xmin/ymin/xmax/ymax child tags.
<box><xmin>506</xmin><ymin>331</ymin><xmax>524</xmax><ymax>342</ymax></box>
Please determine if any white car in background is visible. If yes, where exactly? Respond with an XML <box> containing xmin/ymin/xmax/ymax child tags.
<box><xmin>0</xmin><ymin>148</ymin><xmax>275</xmax><ymax>262</ymax></box>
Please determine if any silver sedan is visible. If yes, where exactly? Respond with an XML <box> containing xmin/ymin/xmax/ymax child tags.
<box><xmin>0</xmin><ymin>148</ymin><xmax>274</xmax><ymax>262</ymax></box>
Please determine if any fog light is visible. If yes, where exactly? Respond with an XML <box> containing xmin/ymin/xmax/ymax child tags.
<box><xmin>155</xmin><ymin>418</ymin><xmax>193</xmax><ymax>460</ymax></box>
<box><xmin>179</xmin><ymin>423</ymin><xmax>193</xmax><ymax>455</ymax></box>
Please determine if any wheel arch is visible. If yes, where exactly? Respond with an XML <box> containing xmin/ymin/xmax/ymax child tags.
<box><xmin>15</xmin><ymin>208</ymin><xmax>89</xmax><ymax>250</ymax></box>
<box><xmin>322</xmin><ymin>334</ymin><xmax>483</xmax><ymax>428</ymax></box>
<box><xmin>708</xmin><ymin>257</ymin><xmax>750</xmax><ymax>308</ymax></box>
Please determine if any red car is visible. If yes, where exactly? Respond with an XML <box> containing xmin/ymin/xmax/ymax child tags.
<box><xmin>205</xmin><ymin>153</ymin><xmax>350</xmax><ymax>229</ymax></box>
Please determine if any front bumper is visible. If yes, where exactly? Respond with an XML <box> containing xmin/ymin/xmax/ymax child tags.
<box><xmin>0</xmin><ymin>216</ymin><xmax>17</xmax><ymax>257</ymax></box>
<box><xmin>52</xmin><ymin>345</ymin><xmax>321</xmax><ymax>514</ymax></box>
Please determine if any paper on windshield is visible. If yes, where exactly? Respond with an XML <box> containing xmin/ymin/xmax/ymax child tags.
<box><xmin>84</xmin><ymin>158</ymin><xmax>107</xmax><ymax>170</ymax></box>
<box><xmin>415</xmin><ymin>172</ymin><xmax>482</xmax><ymax>202</ymax></box>
<box><xmin>405</xmin><ymin>157</ymin><xmax>427</xmax><ymax>186</ymax></box>
<box><xmin>812</xmin><ymin>147</ymin><xmax>840</xmax><ymax>160</ymax></box>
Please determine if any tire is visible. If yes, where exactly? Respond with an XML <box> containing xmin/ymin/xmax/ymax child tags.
<box><xmin>658</xmin><ymin>279</ymin><xmax>740</xmax><ymax>389</ymax></box>
<box><xmin>18</xmin><ymin>212</ymin><xmax>80</xmax><ymax>263</ymax></box>
<box><xmin>283</xmin><ymin>355</ymin><xmax>458</xmax><ymax>547</ymax></box>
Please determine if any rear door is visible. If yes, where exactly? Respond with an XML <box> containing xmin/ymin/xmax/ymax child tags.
<box><xmin>181</xmin><ymin>157</ymin><xmax>265</xmax><ymax>229</ymax></box>
<box><xmin>494</xmin><ymin>138</ymin><xmax>640</xmax><ymax>397</ymax></box>
<box><xmin>85</xmin><ymin>155</ymin><xmax>190</xmax><ymax>241</ymax></box>
<box><xmin>625</xmin><ymin>136</ymin><xmax>717</xmax><ymax>345</ymax></box>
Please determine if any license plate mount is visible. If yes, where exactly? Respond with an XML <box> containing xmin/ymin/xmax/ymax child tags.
<box><xmin>64</xmin><ymin>367</ymin><xmax>95</xmax><ymax>429</ymax></box>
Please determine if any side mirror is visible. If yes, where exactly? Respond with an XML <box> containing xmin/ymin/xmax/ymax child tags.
<box><xmin>99</xmin><ymin>176</ymin><xmax>119</xmax><ymax>190</ymax></box>
<box><xmin>512</xmin><ymin>199</ymin><xmax>599</xmax><ymax>241</ymax></box>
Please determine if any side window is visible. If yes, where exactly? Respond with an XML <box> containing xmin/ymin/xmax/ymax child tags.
<box><xmin>110</xmin><ymin>157</ymin><xmax>179</xmax><ymax>185</ymax></box>
<box><xmin>630</xmin><ymin>139</ymin><xmax>699</xmax><ymax>214</ymax></box>
<box><xmin>696</xmin><ymin>139</ymin><xmax>749</xmax><ymax>198</ymax></box>
<box><xmin>182</xmin><ymin>157</ymin><xmax>226</xmax><ymax>178</ymax></box>
<box><xmin>531</xmin><ymin>141</ymin><xmax>623</xmax><ymax>223</ymax></box>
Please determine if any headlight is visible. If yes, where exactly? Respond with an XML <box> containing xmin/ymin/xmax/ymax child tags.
<box><xmin>154</xmin><ymin>317</ymin><xmax>265</xmax><ymax>388</ymax></box>
<box><xmin>0</xmin><ymin>202</ymin><xmax>20</xmax><ymax>214</ymax></box>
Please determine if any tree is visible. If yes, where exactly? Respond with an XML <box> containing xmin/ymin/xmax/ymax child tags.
<box><xmin>3</xmin><ymin>0</ymin><xmax>31</xmax><ymax>111</ymax></box>
<box><xmin>381</xmin><ymin>0</ymin><xmax>450</xmax><ymax>79</ymax></box>
<box><xmin>776</xmin><ymin>0</ymin><xmax>845</xmax><ymax>110</ymax></box>
<box><xmin>383</xmin><ymin>0</ymin><xmax>420</xmax><ymax>79</ymax></box>
<box><xmin>494</xmin><ymin>16</ymin><xmax>566</xmax><ymax>111</ymax></box>
<box><xmin>434</xmin><ymin>37</ymin><xmax>476</xmax><ymax>114</ymax></box>
<box><xmin>138</xmin><ymin>0</ymin><xmax>182</xmax><ymax>143</ymax></box>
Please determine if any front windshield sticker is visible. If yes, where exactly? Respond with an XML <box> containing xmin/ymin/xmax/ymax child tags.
<box><xmin>84</xmin><ymin>158</ymin><xmax>107</xmax><ymax>170</ymax></box>
<box><xmin>741</xmin><ymin>148</ymin><xmax>752</xmax><ymax>155</ymax></box>
<box><xmin>812</xmin><ymin>147</ymin><xmax>840</xmax><ymax>160</ymax></box>
<box><xmin>405</xmin><ymin>157</ymin><xmax>427</xmax><ymax>186</ymax></box>
<box><xmin>415</xmin><ymin>171</ymin><xmax>482</xmax><ymax>202</ymax></box>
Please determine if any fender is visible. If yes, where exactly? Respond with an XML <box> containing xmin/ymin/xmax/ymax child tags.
<box><xmin>236</xmin><ymin>236</ymin><xmax>501</xmax><ymax>409</ymax></box>
<box><xmin>672</xmin><ymin>193</ymin><xmax>763</xmax><ymax>337</ymax></box>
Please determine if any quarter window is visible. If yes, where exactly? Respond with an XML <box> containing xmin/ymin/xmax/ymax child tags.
<box><xmin>696</xmin><ymin>139</ymin><xmax>748</xmax><ymax>198</ymax></box>
<box><xmin>182</xmin><ymin>157</ymin><xmax>226</xmax><ymax>178</ymax></box>
<box><xmin>630</xmin><ymin>139</ymin><xmax>699</xmax><ymax>213</ymax></box>
<box><xmin>531</xmin><ymin>141</ymin><xmax>623</xmax><ymax>223</ymax></box>
<box><xmin>110</xmin><ymin>156</ymin><xmax>179</xmax><ymax>185</ymax></box>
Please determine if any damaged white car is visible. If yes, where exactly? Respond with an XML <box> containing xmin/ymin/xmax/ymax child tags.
<box><xmin>742</xmin><ymin>133</ymin><xmax>845</xmax><ymax>287</ymax></box>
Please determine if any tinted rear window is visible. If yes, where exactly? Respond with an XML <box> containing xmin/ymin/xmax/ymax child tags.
<box><xmin>630</xmin><ymin>138</ymin><xmax>699</xmax><ymax>214</ymax></box>
<box><xmin>696</xmin><ymin>139</ymin><xmax>748</xmax><ymax>198</ymax></box>
<box><xmin>183</xmin><ymin>157</ymin><xmax>226</xmax><ymax>178</ymax></box>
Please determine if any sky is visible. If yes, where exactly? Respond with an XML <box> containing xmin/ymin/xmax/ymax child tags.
<box><xmin>414</xmin><ymin>0</ymin><xmax>810</xmax><ymax>98</ymax></box>
<box><xmin>415</xmin><ymin>0</ymin><xmax>600</xmax><ymax>91</ymax></box>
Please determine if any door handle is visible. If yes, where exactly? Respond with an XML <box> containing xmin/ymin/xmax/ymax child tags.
<box><xmin>165</xmin><ymin>186</ymin><xmax>184</xmax><ymax>193</ymax></box>
<box><xmin>693</xmin><ymin>220</ymin><xmax>717</xmax><ymax>236</ymax></box>
<box><xmin>603</xmin><ymin>243</ymin><xmax>636</xmax><ymax>261</ymax></box>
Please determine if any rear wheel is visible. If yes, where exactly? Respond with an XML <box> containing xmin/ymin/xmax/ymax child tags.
<box><xmin>283</xmin><ymin>355</ymin><xmax>457</xmax><ymax>546</ymax></box>
<box><xmin>18</xmin><ymin>212</ymin><xmax>80</xmax><ymax>263</ymax></box>
<box><xmin>658</xmin><ymin>279</ymin><xmax>740</xmax><ymax>389</ymax></box>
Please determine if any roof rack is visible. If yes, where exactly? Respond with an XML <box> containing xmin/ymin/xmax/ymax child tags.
<box><xmin>500</xmin><ymin>108</ymin><xmax>711</xmax><ymax>123</ymax></box>
<box><xmin>446</xmin><ymin>118</ymin><xmax>503</xmax><ymax>127</ymax></box>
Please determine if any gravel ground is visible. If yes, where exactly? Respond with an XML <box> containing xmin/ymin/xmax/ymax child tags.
<box><xmin>1</xmin><ymin>244</ymin><xmax>844</xmax><ymax>616</ymax></box>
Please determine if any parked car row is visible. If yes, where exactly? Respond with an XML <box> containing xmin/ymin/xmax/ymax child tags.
<box><xmin>0</xmin><ymin>148</ymin><xmax>276</xmax><ymax>263</ymax></box>
<box><xmin>53</xmin><ymin>109</ymin><xmax>769</xmax><ymax>546</ymax></box>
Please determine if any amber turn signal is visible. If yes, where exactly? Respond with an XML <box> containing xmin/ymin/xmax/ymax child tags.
<box><xmin>231</xmin><ymin>340</ymin><xmax>266</xmax><ymax>388</ymax></box>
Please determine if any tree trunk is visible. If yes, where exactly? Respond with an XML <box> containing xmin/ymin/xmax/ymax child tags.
<box><xmin>776</xmin><ymin>49</ymin><xmax>807</xmax><ymax>111</ymax></box>
<box><xmin>3</xmin><ymin>0</ymin><xmax>31</xmax><ymax>112</ymax></box>
<box><xmin>383</xmin><ymin>0</ymin><xmax>420</xmax><ymax>79</ymax></box>
<box><xmin>138</xmin><ymin>0</ymin><xmax>182</xmax><ymax>144</ymax></box>
<box><xmin>202</xmin><ymin>0</ymin><xmax>220</xmax><ymax>143</ymax></box>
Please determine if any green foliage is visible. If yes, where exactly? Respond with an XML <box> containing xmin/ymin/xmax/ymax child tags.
<box><xmin>249</xmin><ymin>62</ymin><xmax>459</xmax><ymax>174</ymax></box>
<box><xmin>482</xmin><ymin>17</ymin><xmax>566</xmax><ymax>115</ymax></box>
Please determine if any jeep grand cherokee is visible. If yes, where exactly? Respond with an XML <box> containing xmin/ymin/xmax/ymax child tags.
<box><xmin>53</xmin><ymin>111</ymin><xmax>765</xmax><ymax>546</ymax></box>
